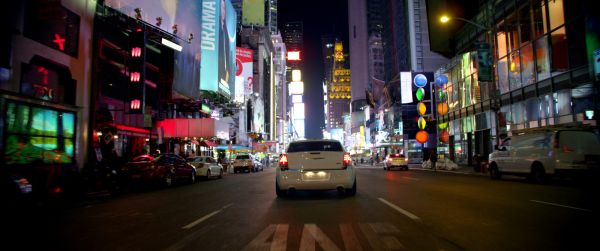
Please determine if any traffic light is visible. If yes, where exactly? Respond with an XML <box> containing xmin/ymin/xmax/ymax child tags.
<box><xmin>128</xmin><ymin>27</ymin><xmax>145</xmax><ymax>114</ymax></box>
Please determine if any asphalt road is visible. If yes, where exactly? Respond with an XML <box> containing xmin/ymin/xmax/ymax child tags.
<box><xmin>7</xmin><ymin>165</ymin><xmax>598</xmax><ymax>251</ymax></box>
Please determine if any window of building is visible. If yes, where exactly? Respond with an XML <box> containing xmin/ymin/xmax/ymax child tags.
<box><xmin>548</xmin><ymin>0</ymin><xmax>565</xmax><ymax>31</ymax></box>
<box><xmin>497</xmin><ymin>57</ymin><xmax>509</xmax><ymax>94</ymax></box>
<box><xmin>532</xmin><ymin>0</ymin><xmax>548</xmax><ymax>39</ymax></box>
<box><xmin>496</xmin><ymin>27</ymin><xmax>508</xmax><ymax>58</ymax></box>
<box><xmin>506</xmin><ymin>13</ymin><xmax>520</xmax><ymax>52</ymax></box>
<box><xmin>520</xmin><ymin>43</ymin><xmax>535</xmax><ymax>85</ymax></box>
<box><xmin>534</xmin><ymin>36</ymin><xmax>551</xmax><ymax>81</ymax></box>
<box><xmin>518</xmin><ymin>4</ymin><xmax>532</xmax><ymax>45</ymax></box>
<box><xmin>508</xmin><ymin>50</ymin><xmax>521</xmax><ymax>90</ymax></box>
<box><xmin>550</xmin><ymin>27</ymin><xmax>568</xmax><ymax>75</ymax></box>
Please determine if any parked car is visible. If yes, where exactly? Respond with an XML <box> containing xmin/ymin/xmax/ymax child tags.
<box><xmin>187</xmin><ymin>156</ymin><xmax>224</xmax><ymax>179</ymax></box>
<box><xmin>384</xmin><ymin>153</ymin><xmax>409</xmax><ymax>171</ymax></box>
<box><xmin>488</xmin><ymin>126</ymin><xmax>600</xmax><ymax>182</ymax></box>
<box><xmin>122</xmin><ymin>154</ymin><xmax>197</xmax><ymax>187</ymax></box>
<box><xmin>233</xmin><ymin>154</ymin><xmax>257</xmax><ymax>173</ymax></box>
<box><xmin>276</xmin><ymin>139</ymin><xmax>356</xmax><ymax>197</ymax></box>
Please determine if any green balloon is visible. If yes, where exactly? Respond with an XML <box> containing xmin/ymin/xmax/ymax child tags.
<box><xmin>438</xmin><ymin>122</ymin><xmax>448</xmax><ymax>129</ymax></box>
<box><xmin>438</xmin><ymin>91</ymin><xmax>446</xmax><ymax>101</ymax></box>
<box><xmin>416</xmin><ymin>88</ymin><xmax>425</xmax><ymax>101</ymax></box>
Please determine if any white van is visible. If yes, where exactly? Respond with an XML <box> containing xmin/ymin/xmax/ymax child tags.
<box><xmin>488</xmin><ymin>127</ymin><xmax>600</xmax><ymax>182</ymax></box>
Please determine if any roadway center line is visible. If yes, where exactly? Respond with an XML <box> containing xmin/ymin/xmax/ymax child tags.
<box><xmin>378</xmin><ymin>198</ymin><xmax>420</xmax><ymax>221</ymax></box>
<box><xmin>530</xmin><ymin>200</ymin><xmax>592</xmax><ymax>212</ymax></box>
<box><xmin>181</xmin><ymin>203</ymin><xmax>233</xmax><ymax>230</ymax></box>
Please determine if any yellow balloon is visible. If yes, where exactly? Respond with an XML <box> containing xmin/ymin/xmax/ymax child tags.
<box><xmin>418</xmin><ymin>117</ymin><xmax>427</xmax><ymax>130</ymax></box>
<box><xmin>417</xmin><ymin>102</ymin><xmax>427</xmax><ymax>116</ymax></box>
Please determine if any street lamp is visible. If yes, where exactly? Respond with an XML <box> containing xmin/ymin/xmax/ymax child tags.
<box><xmin>439</xmin><ymin>15</ymin><xmax>489</xmax><ymax>31</ymax></box>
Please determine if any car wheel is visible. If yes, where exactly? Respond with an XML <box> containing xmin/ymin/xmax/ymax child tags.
<box><xmin>275</xmin><ymin>181</ymin><xmax>286</xmax><ymax>197</ymax></box>
<box><xmin>163</xmin><ymin>172</ymin><xmax>173</xmax><ymax>187</ymax></box>
<box><xmin>489</xmin><ymin>163</ymin><xmax>501</xmax><ymax>180</ymax></box>
<box><xmin>190</xmin><ymin>171</ymin><xmax>196</xmax><ymax>183</ymax></box>
<box><xmin>205</xmin><ymin>170</ymin><xmax>211</xmax><ymax>180</ymax></box>
<box><xmin>218</xmin><ymin>169</ymin><xmax>223</xmax><ymax>179</ymax></box>
<box><xmin>346</xmin><ymin>179</ymin><xmax>357</xmax><ymax>196</ymax></box>
<box><xmin>529</xmin><ymin>163</ymin><xmax>546</xmax><ymax>184</ymax></box>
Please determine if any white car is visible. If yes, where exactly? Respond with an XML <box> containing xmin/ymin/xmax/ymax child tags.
<box><xmin>384</xmin><ymin>153</ymin><xmax>409</xmax><ymax>171</ymax></box>
<box><xmin>187</xmin><ymin>156</ymin><xmax>224</xmax><ymax>179</ymax></box>
<box><xmin>488</xmin><ymin>127</ymin><xmax>600</xmax><ymax>182</ymax></box>
<box><xmin>276</xmin><ymin>139</ymin><xmax>356</xmax><ymax>197</ymax></box>
<box><xmin>233</xmin><ymin>154</ymin><xmax>259</xmax><ymax>173</ymax></box>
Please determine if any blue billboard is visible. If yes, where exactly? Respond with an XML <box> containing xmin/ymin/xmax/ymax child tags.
<box><xmin>200</xmin><ymin>0</ymin><xmax>236</xmax><ymax>96</ymax></box>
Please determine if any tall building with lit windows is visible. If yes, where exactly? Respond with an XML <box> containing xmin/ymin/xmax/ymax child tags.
<box><xmin>325</xmin><ymin>41</ymin><xmax>351</xmax><ymax>131</ymax></box>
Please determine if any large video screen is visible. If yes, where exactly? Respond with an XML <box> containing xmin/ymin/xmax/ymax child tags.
<box><xmin>3</xmin><ymin>102</ymin><xmax>75</xmax><ymax>164</ymax></box>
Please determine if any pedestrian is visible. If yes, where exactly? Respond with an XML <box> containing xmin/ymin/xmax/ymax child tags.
<box><xmin>430</xmin><ymin>149</ymin><xmax>438</xmax><ymax>171</ymax></box>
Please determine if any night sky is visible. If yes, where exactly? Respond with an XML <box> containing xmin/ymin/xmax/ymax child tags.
<box><xmin>278</xmin><ymin>0</ymin><xmax>349</xmax><ymax>139</ymax></box>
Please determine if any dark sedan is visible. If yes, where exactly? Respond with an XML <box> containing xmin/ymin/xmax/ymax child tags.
<box><xmin>121</xmin><ymin>154</ymin><xmax>197</xmax><ymax>187</ymax></box>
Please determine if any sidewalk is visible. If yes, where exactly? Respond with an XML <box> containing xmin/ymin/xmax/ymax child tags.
<box><xmin>356</xmin><ymin>162</ymin><xmax>489</xmax><ymax>176</ymax></box>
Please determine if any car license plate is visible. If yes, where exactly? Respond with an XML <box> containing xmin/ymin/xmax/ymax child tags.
<box><xmin>302</xmin><ymin>171</ymin><xmax>330</xmax><ymax>181</ymax></box>
<box><xmin>392</xmin><ymin>160</ymin><xmax>404</xmax><ymax>165</ymax></box>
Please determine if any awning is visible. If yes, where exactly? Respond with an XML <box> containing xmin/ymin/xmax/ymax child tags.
<box><xmin>215</xmin><ymin>145</ymin><xmax>252</xmax><ymax>151</ymax></box>
<box><xmin>200</xmin><ymin>140</ymin><xmax>218</xmax><ymax>147</ymax></box>
<box><xmin>156</xmin><ymin>118</ymin><xmax>215</xmax><ymax>138</ymax></box>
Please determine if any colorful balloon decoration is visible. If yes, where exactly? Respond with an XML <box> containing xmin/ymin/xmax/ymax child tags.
<box><xmin>434</xmin><ymin>74</ymin><xmax>449</xmax><ymax>87</ymax></box>
<box><xmin>439</xmin><ymin>130</ymin><xmax>449</xmax><ymax>143</ymax></box>
<box><xmin>437</xmin><ymin>102</ymin><xmax>449</xmax><ymax>115</ymax></box>
<box><xmin>416</xmin><ymin>87</ymin><xmax>425</xmax><ymax>101</ymax></box>
<box><xmin>413</xmin><ymin>74</ymin><xmax>427</xmax><ymax>88</ymax></box>
<box><xmin>418</xmin><ymin>117</ymin><xmax>427</xmax><ymax>130</ymax></box>
<box><xmin>438</xmin><ymin>121</ymin><xmax>448</xmax><ymax>129</ymax></box>
<box><xmin>416</xmin><ymin>130</ymin><xmax>429</xmax><ymax>144</ymax></box>
<box><xmin>417</xmin><ymin>102</ymin><xmax>427</xmax><ymax>116</ymax></box>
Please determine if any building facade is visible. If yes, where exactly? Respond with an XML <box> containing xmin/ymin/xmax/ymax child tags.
<box><xmin>430</xmin><ymin>0</ymin><xmax>599</xmax><ymax>166</ymax></box>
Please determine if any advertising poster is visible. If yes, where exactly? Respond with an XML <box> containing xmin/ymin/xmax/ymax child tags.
<box><xmin>235</xmin><ymin>48</ymin><xmax>253</xmax><ymax>103</ymax></box>
<box><xmin>242</xmin><ymin>0</ymin><xmax>265</xmax><ymax>26</ymax></box>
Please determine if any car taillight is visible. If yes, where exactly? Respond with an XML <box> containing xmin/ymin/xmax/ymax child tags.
<box><xmin>343</xmin><ymin>153</ymin><xmax>352</xmax><ymax>167</ymax></box>
<box><xmin>279</xmin><ymin>154</ymin><xmax>289</xmax><ymax>170</ymax></box>
<box><xmin>405</xmin><ymin>157</ymin><xmax>408</xmax><ymax>161</ymax></box>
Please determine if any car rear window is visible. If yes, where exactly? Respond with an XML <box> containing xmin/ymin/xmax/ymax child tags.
<box><xmin>287</xmin><ymin>141</ymin><xmax>344</xmax><ymax>152</ymax></box>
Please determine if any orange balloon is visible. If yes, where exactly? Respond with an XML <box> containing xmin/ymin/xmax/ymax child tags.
<box><xmin>437</xmin><ymin>102</ymin><xmax>449</xmax><ymax>115</ymax></box>
<box><xmin>417</xmin><ymin>102</ymin><xmax>427</xmax><ymax>116</ymax></box>
<box><xmin>439</xmin><ymin>130</ymin><xmax>449</xmax><ymax>143</ymax></box>
<box><xmin>416</xmin><ymin>130</ymin><xmax>428</xmax><ymax>144</ymax></box>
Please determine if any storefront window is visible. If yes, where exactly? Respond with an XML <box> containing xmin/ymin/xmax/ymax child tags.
<box><xmin>534</xmin><ymin>36</ymin><xmax>551</xmax><ymax>80</ymax></box>
<box><xmin>525</xmin><ymin>97</ymin><xmax>540</xmax><ymax>122</ymax></box>
<box><xmin>550</xmin><ymin>27</ymin><xmax>568</xmax><ymax>75</ymax></box>
<box><xmin>497</xmin><ymin>57</ymin><xmax>509</xmax><ymax>94</ymax></box>
<box><xmin>518</xmin><ymin>4</ymin><xmax>532</xmax><ymax>45</ymax></box>
<box><xmin>548</xmin><ymin>0</ymin><xmax>565</xmax><ymax>31</ymax></box>
<box><xmin>532</xmin><ymin>0</ymin><xmax>548</xmax><ymax>39</ymax></box>
<box><xmin>509</xmin><ymin>51</ymin><xmax>521</xmax><ymax>90</ymax></box>
<box><xmin>520</xmin><ymin>43</ymin><xmax>535</xmax><ymax>85</ymax></box>
<box><xmin>512</xmin><ymin>102</ymin><xmax>524</xmax><ymax>125</ymax></box>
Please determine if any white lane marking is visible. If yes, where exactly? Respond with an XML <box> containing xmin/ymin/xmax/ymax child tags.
<box><xmin>340</xmin><ymin>224</ymin><xmax>364</xmax><ymax>251</ymax></box>
<box><xmin>181</xmin><ymin>203</ymin><xmax>233</xmax><ymax>230</ymax></box>
<box><xmin>271</xmin><ymin>224</ymin><xmax>289</xmax><ymax>251</ymax></box>
<box><xmin>378</xmin><ymin>198</ymin><xmax>420</xmax><ymax>221</ymax></box>
<box><xmin>530</xmin><ymin>200</ymin><xmax>592</xmax><ymax>212</ymax></box>
<box><xmin>300</xmin><ymin>224</ymin><xmax>342</xmax><ymax>251</ymax></box>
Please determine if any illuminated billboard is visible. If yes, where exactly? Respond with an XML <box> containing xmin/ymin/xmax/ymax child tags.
<box><xmin>242</xmin><ymin>0</ymin><xmax>265</xmax><ymax>26</ymax></box>
<box><xmin>287</xmin><ymin>51</ymin><xmax>301</xmax><ymax>61</ymax></box>
<box><xmin>289</xmin><ymin>81</ymin><xmax>304</xmax><ymax>95</ymax></box>
<box><xmin>292</xmin><ymin>69</ymin><xmax>302</xmax><ymax>82</ymax></box>
<box><xmin>235</xmin><ymin>47</ymin><xmax>253</xmax><ymax>103</ymax></box>
<box><xmin>400</xmin><ymin>71</ymin><xmax>413</xmax><ymax>104</ymax></box>
<box><xmin>292</xmin><ymin>103</ymin><xmax>305</xmax><ymax>119</ymax></box>
<box><xmin>201</xmin><ymin>0</ymin><xmax>236</xmax><ymax>96</ymax></box>
<box><xmin>291</xmin><ymin>94</ymin><xmax>303</xmax><ymax>103</ymax></box>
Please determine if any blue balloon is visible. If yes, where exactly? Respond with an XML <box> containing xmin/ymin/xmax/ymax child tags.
<box><xmin>413</xmin><ymin>74</ymin><xmax>427</xmax><ymax>88</ymax></box>
<box><xmin>435</xmin><ymin>75</ymin><xmax>449</xmax><ymax>87</ymax></box>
